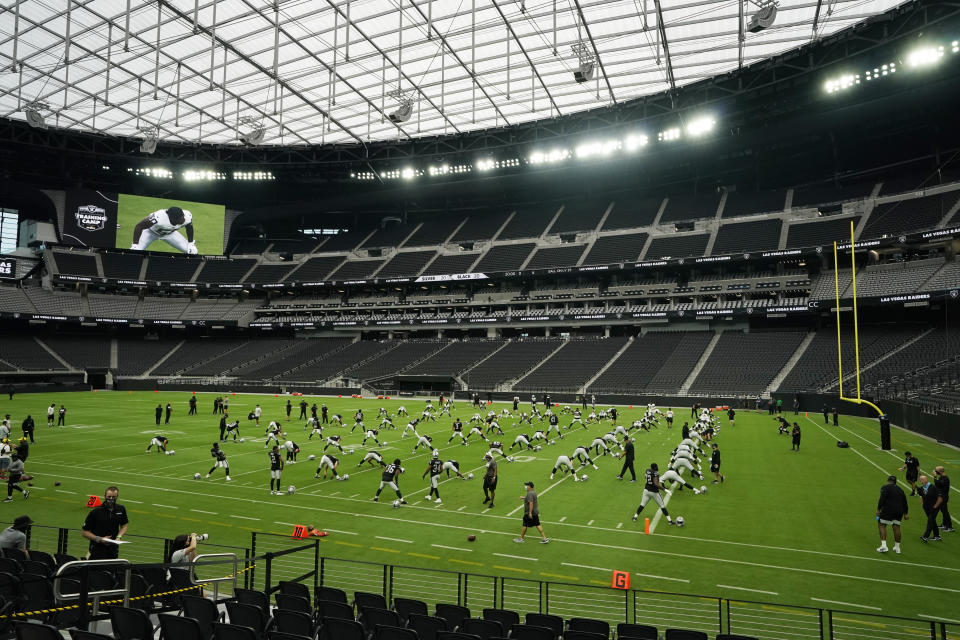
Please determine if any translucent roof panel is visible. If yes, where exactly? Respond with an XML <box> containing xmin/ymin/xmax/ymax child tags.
<box><xmin>0</xmin><ymin>0</ymin><xmax>906</xmax><ymax>146</ymax></box>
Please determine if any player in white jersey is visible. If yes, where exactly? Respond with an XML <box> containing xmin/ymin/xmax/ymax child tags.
<box><xmin>531</xmin><ymin>429</ymin><xmax>548</xmax><ymax>444</ymax></box>
<box><xmin>680</xmin><ymin>438</ymin><xmax>706</xmax><ymax>455</ymax></box>
<box><xmin>670</xmin><ymin>457</ymin><xmax>703</xmax><ymax>480</ymax></box>
<box><xmin>378</xmin><ymin>407</ymin><xmax>389</xmax><ymax>419</ymax></box>
<box><xmin>602</xmin><ymin>431</ymin><xmax>623</xmax><ymax>451</ymax></box>
<box><xmin>510</xmin><ymin>434</ymin><xmax>532</xmax><ymax>451</ymax></box>
<box><xmin>323</xmin><ymin>435</ymin><xmax>344</xmax><ymax>453</ymax></box>
<box><xmin>590</xmin><ymin>436</ymin><xmax>613</xmax><ymax>456</ymax></box>
<box><xmin>499</xmin><ymin>408</ymin><xmax>513</xmax><ymax>419</ymax></box>
<box><xmin>571</xmin><ymin>446</ymin><xmax>599</xmax><ymax>469</ymax></box>
<box><xmin>329</xmin><ymin>413</ymin><xmax>344</xmax><ymax>427</ymax></box>
<box><xmin>586</xmin><ymin>410</ymin><xmax>598</xmax><ymax>424</ymax></box>
<box><xmin>130</xmin><ymin>206</ymin><xmax>197</xmax><ymax>253</ymax></box>
<box><xmin>465</xmin><ymin>425</ymin><xmax>488</xmax><ymax>443</ymax></box>
<box><xmin>412</xmin><ymin>434</ymin><xmax>433</xmax><ymax>453</ymax></box>
<box><xmin>47</xmin><ymin>404</ymin><xmax>55</xmax><ymax>427</ymax></box>
<box><xmin>379</xmin><ymin>416</ymin><xmax>395</xmax><ymax>430</ymax></box>
<box><xmin>518</xmin><ymin>412</ymin><xmax>534</xmax><ymax>426</ymax></box>
<box><xmin>396</xmin><ymin>406</ymin><xmax>408</xmax><ymax>416</ymax></box>
<box><xmin>567</xmin><ymin>410</ymin><xmax>585</xmax><ymax>430</ymax></box>
<box><xmin>306</xmin><ymin>418</ymin><xmax>323</xmax><ymax>439</ymax></box>
<box><xmin>550</xmin><ymin>455</ymin><xmax>580</xmax><ymax>481</ymax></box>
<box><xmin>485</xmin><ymin>419</ymin><xmax>504</xmax><ymax>436</ymax></box>
<box><xmin>660</xmin><ymin>467</ymin><xmax>702</xmax><ymax>493</ymax></box>
<box><xmin>350</xmin><ymin>418</ymin><xmax>365</xmax><ymax>434</ymax></box>
<box><xmin>671</xmin><ymin>448</ymin><xmax>699</xmax><ymax>464</ymax></box>
<box><xmin>361</xmin><ymin>429</ymin><xmax>381</xmax><ymax>446</ymax></box>
<box><xmin>402</xmin><ymin>419</ymin><xmax>420</xmax><ymax>439</ymax></box>
<box><xmin>359</xmin><ymin>450</ymin><xmax>385</xmax><ymax>468</ymax></box>
<box><xmin>264</xmin><ymin>422</ymin><xmax>282</xmax><ymax>447</ymax></box>
<box><xmin>420</xmin><ymin>408</ymin><xmax>436</xmax><ymax>422</ymax></box>
<box><xmin>314</xmin><ymin>454</ymin><xmax>340</xmax><ymax>479</ymax></box>
<box><xmin>283</xmin><ymin>440</ymin><xmax>299</xmax><ymax>463</ymax></box>
<box><xmin>665</xmin><ymin>409</ymin><xmax>675</xmax><ymax>427</ymax></box>
<box><xmin>469</xmin><ymin>413</ymin><xmax>483</xmax><ymax>424</ymax></box>
<box><xmin>442</xmin><ymin>459</ymin><xmax>466</xmax><ymax>479</ymax></box>
<box><xmin>615</xmin><ymin>424</ymin><xmax>631</xmax><ymax>438</ymax></box>
<box><xmin>253</xmin><ymin>404</ymin><xmax>262</xmax><ymax>425</ymax></box>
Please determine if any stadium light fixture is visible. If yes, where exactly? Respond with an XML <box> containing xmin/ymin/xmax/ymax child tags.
<box><xmin>138</xmin><ymin>125</ymin><xmax>160</xmax><ymax>154</ymax></box>
<box><xmin>129</xmin><ymin>167</ymin><xmax>173</xmax><ymax>179</ymax></box>
<box><xmin>184</xmin><ymin>170</ymin><xmax>227</xmax><ymax>181</ymax></box>
<box><xmin>22</xmin><ymin>101</ymin><xmax>49</xmax><ymax>129</ymax></box>
<box><xmin>906</xmin><ymin>46</ymin><xmax>945</xmax><ymax>67</ymax></box>
<box><xmin>575</xmin><ymin>140</ymin><xmax>621</xmax><ymax>159</ymax></box>
<box><xmin>529</xmin><ymin>149</ymin><xmax>570</xmax><ymax>165</ymax></box>
<box><xmin>401</xmin><ymin>167</ymin><xmax>416</xmax><ymax>180</ymax></box>
<box><xmin>658</xmin><ymin>128</ymin><xmax>681</xmax><ymax>142</ymax></box>
<box><xmin>624</xmin><ymin>134</ymin><xmax>649</xmax><ymax>152</ymax></box>
<box><xmin>686</xmin><ymin>116</ymin><xmax>716</xmax><ymax>136</ymax></box>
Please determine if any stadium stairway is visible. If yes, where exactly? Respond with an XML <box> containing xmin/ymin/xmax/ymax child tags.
<box><xmin>678</xmin><ymin>330</ymin><xmax>722</xmax><ymax>395</ymax></box>
<box><xmin>34</xmin><ymin>336</ymin><xmax>78</xmax><ymax>371</ymax></box>
<box><xmin>496</xmin><ymin>339</ymin><xmax>568</xmax><ymax>391</ymax></box>
<box><xmin>456</xmin><ymin>339</ymin><xmax>512</xmax><ymax>389</ymax></box>
<box><xmin>827</xmin><ymin>326</ymin><xmax>936</xmax><ymax>391</ymax></box>
<box><xmin>577</xmin><ymin>336</ymin><xmax>634</xmax><ymax>395</ymax></box>
<box><xmin>142</xmin><ymin>340</ymin><xmax>187</xmax><ymax>377</ymax></box>
<box><xmin>765</xmin><ymin>331</ymin><xmax>817</xmax><ymax>396</ymax></box>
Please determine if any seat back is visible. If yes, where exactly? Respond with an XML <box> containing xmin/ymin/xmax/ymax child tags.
<box><xmin>567</xmin><ymin>618</ymin><xmax>609</xmax><ymax>637</ymax></box>
<box><xmin>358</xmin><ymin>607</ymin><xmax>401</xmax><ymax>634</ymax></box>
<box><xmin>272</xmin><ymin>610</ymin><xmax>314</xmax><ymax>637</ymax></box>
<box><xmin>69</xmin><ymin>629</ymin><xmax>114</xmax><ymax>640</ymax></box>
<box><xmin>20</xmin><ymin>561</ymin><xmax>51</xmax><ymax>578</ymax></box>
<box><xmin>482</xmin><ymin>609</ymin><xmax>519</xmax><ymax>631</ymax></box>
<box><xmin>110</xmin><ymin>606</ymin><xmax>154</xmax><ymax>640</ymax></box>
<box><xmin>372</xmin><ymin>625</ymin><xmax>418</xmax><ymax>640</ymax></box>
<box><xmin>268</xmin><ymin>633</ymin><xmax>310</xmax><ymax>640</ymax></box>
<box><xmin>407</xmin><ymin>613</ymin><xmax>449</xmax><ymax>640</ymax></box>
<box><xmin>14</xmin><ymin>621</ymin><xmax>62</xmax><ymax>640</ymax></box>
<box><xmin>616</xmin><ymin>623</ymin><xmax>658</xmax><ymax>640</ymax></box>
<box><xmin>460</xmin><ymin>618</ymin><xmax>503</xmax><ymax>639</ymax></box>
<box><xmin>226</xmin><ymin>601</ymin><xmax>268</xmax><ymax>633</ymax></box>
<box><xmin>664</xmin><ymin>630</ymin><xmax>709</xmax><ymax>640</ymax></box>
<box><xmin>0</xmin><ymin>559</ymin><xmax>21</xmax><ymax>575</ymax></box>
<box><xmin>183</xmin><ymin>595</ymin><xmax>221</xmax><ymax>638</ymax></box>
<box><xmin>434</xmin><ymin>603</ymin><xmax>470</xmax><ymax>631</ymax></box>
<box><xmin>562</xmin><ymin>631</ymin><xmax>606</xmax><ymax>640</ymax></box>
<box><xmin>392</xmin><ymin>597</ymin><xmax>427</xmax><ymax>624</ymax></box>
<box><xmin>316</xmin><ymin>600</ymin><xmax>354</xmax><ymax>621</ymax></box>
<box><xmin>354</xmin><ymin>591</ymin><xmax>388</xmax><ymax>612</ymax></box>
<box><xmin>26</xmin><ymin>550</ymin><xmax>56</xmax><ymax>574</ymax></box>
<box><xmin>159</xmin><ymin>613</ymin><xmax>206</xmax><ymax>640</ymax></box>
<box><xmin>275</xmin><ymin>594</ymin><xmax>311</xmax><ymax>614</ymax></box>
<box><xmin>317</xmin><ymin>618</ymin><xmax>364</xmax><ymax>640</ymax></box>
<box><xmin>278</xmin><ymin>581</ymin><xmax>311</xmax><ymax>601</ymax></box>
<box><xmin>315</xmin><ymin>586</ymin><xmax>347</xmax><ymax>605</ymax></box>
<box><xmin>235</xmin><ymin>589</ymin><xmax>270</xmax><ymax>614</ymax></box>
<box><xmin>213</xmin><ymin>622</ymin><xmax>258</xmax><ymax>640</ymax></box>
<box><xmin>524</xmin><ymin>614</ymin><xmax>562</xmax><ymax>639</ymax></box>
<box><xmin>507</xmin><ymin>625</ymin><xmax>554</xmax><ymax>640</ymax></box>
<box><xmin>436</xmin><ymin>632</ymin><xmax>484</xmax><ymax>640</ymax></box>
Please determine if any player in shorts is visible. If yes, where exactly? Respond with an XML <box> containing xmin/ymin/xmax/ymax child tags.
<box><xmin>130</xmin><ymin>206</ymin><xmax>198</xmax><ymax>253</ymax></box>
<box><xmin>359</xmin><ymin>451</ymin><xmax>385</xmax><ymax>468</ymax></box>
<box><xmin>207</xmin><ymin>443</ymin><xmax>231</xmax><ymax>481</ymax></box>
<box><xmin>550</xmin><ymin>455</ymin><xmax>580</xmax><ymax>481</ymax></box>
<box><xmin>323</xmin><ymin>435</ymin><xmax>344</xmax><ymax>453</ymax></box>
<box><xmin>314</xmin><ymin>454</ymin><xmax>340</xmax><ymax>479</ymax></box>
<box><xmin>373</xmin><ymin>459</ymin><xmax>406</xmax><ymax>504</ymax></box>
<box><xmin>448</xmin><ymin>418</ymin><xmax>467</xmax><ymax>445</ymax></box>
<box><xmin>710</xmin><ymin>443</ymin><xmax>725</xmax><ymax>483</ymax></box>
<box><xmin>268</xmin><ymin>446</ymin><xmax>284</xmax><ymax>495</ymax></box>
<box><xmin>423</xmin><ymin>450</ymin><xmax>444</xmax><ymax>503</ymax></box>
<box><xmin>632</xmin><ymin>463</ymin><xmax>675</xmax><ymax>525</ymax></box>
<box><xmin>146</xmin><ymin>435</ymin><xmax>169</xmax><ymax>453</ymax></box>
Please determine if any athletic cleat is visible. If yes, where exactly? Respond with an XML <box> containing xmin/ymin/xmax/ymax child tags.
<box><xmin>920</xmin><ymin>536</ymin><xmax>928</xmax><ymax>543</ymax></box>
<box><xmin>372</xmin><ymin>497</ymin><xmax>378</xmax><ymax>502</ymax></box>
<box><xmin>434</xmin><ymin>499</ymin><xmax>442</xmax><ymax>504</ymax></box>
<box><xmin>424</xmin><ymin>495</ymin><xmax>432</xmax><ymax>501</ymax></box>
<box><xmin>226</xmin><ymin>476</ymin><xmax>231</xmax><ymax>481</ymax></box>
<box><xmin>400</xmin><ymin>500</ymin><xmax>408</xmax><ymax>505</ymax></box>
<box><xmin>22</xmin><ymin>491</ymin><xmax>29</xmax><ymax>500</ymax></box>
<box><xmin>877</xmin><ymin>545</ymin><xmax>888</xmax><ymax>553</ymax></box>
<box><xmin>513</xmin><ymin>537</ymin><xmax>525</xmax><ymax>543</ymax></box>
<box><xmin>540</xmin><ymin>538</ymin><xmax>550</xmax><ymax>544</ymax></box>
<box><xmin>632</xmin><ymin>514</ymin><xmax>638</xmax><ymax>522</ymax></box>
<box><xmin>942</xmin><ymin>527</ymin><xmax>955</xmax><ymax>532</ymax></box>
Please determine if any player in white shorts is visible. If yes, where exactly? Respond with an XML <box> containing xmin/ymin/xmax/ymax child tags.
<box><xmin>323</xmin><ymin>435</ymin><xmax>344</xmax><ymax>453</ymax></box>
<box><xmin>412</xmin><ymin>434</ymin><xmax>433</xmax><ymax>453</ymax></box>
<box><xmin>379</xmin><ymin>416</ymin><xmax>394</xmax><ymax>430</ymax></box>
<box><xmin>130</xmin><ymin>206</ymin><xmax>197</xmax><ymax>253</ymax></box>
<box><xmin>567</xmin><ymin>410</ymin><xmax>585</xmax><ymax>430</ymax></box>
<box><xmin>361</xmin><ymin>429</ymin><xmax>381</xmax><ymax>446</ymax></box>
<box><xmin>616</xmin><ymin>424</ymin><xmax>632</xmax><ymax>437</ymax></box>
<box><xmin>359</xmin><ymin>450</ymin><xmax>385</xmax><ymax>468</ymax></box>
<box><xmin>146</xmin><ymin>435</ymin><xmax>169</xmax><ymax>453</ymax></box>
<box><xmin>531</xmin><ymin>429</ymin><xmax>548</xmax><ymax>444</ymax></box>
<box><xmin>283</xmin><ymin>440</ymin><xmax>299</xmax><ymax>463</ymax></box>
<box><xmin>590</xmin><ymin>436</ymin><xmax>613</xmax><ymax>456</ymax></box>
<box><xmin>485</xmin><ymin>419</ymin><xmax>504</xmax><ymax>436</ymax></box>
<box><xmin>550</xmin><ymin>455</ymin><xmax>580</xmax><ymax>481</ymax></box>
<box><xmin>660</xmin><ymin>468</ymin><xmax>702</xmax><ymax>493</ymax></box>
<box><xmin>442</xmin><ymin>459</ymin><xmax>465</xmax><ymax>479</ymax></box>
<box><xmin>571</xmin><ymin>446</ymin><xmax>599</xmax><ymax>470</ymax></box>
<box><xmin>680</xmin><ymin>438</ymin><xmax>705</xmax><ymax>455</ymax></box>
<box><xmin>632</xmin><ymin>463</ymin><xmax>675</xmax><ymax>525</ymax></box>
<box><xmin>402</xmin><ymin>419</ymin><xmax>420</xmax><ymax>439</ymax></box>
<box><xmin>448</xmin><ymin>418</ymin><xmax>467</xmax><ymax>445</ymax></box>
<box><xmin>314</xmin><ymin>454</ymin><xmax>340</xmax><ymax>479</ymax></box>
<box><xmin>487</xmin><ymin>441</ymin><xmax>509</xmax><ymax>460</ymax></box>
<box><xmin>207</xmin><ymin>442</ymin><xmax>231</xmax><ymax>480</ymax></box>
<box><xmin>465</xmin><ymin>425</ymin><xmax>488</xmax><ymax>443</ymax></box>
<box><xmin>671</xmin><ymin>448</ymin><xmax>699</xmax><ymax>464</ymax></box>
<box><xmin>422</xmin><ymin>451</ymin><xmax>444</xmax><ymax>503</ymax></box>
<box><xmin>307</xmin><ymin>418</ymin><xmax>323</xmax><ymax>439</ymax></box>
<box><xmin>396</xmin><ymin>406</ymin><xmax>408</xmax><ymax>416</ymax></box>
<box><xmin>510</xmin><ymin>434</ymin><xmax>532</xmax><ymax>451</ymax></box>
<box><xmin>469</xmin><ymin>413</ymin><xmax>483</xmax><ymax>424</ymax></box>
<box><xmin>264</xmin><ymin>422</ymin><xmax>282</xmax><ymax>447</ymax></box>
<box><xmin>329</xmin><ymin>413</ymin><xmax>344</xmax><ymax>427</ymax></box>
<box><xmin>670</xmin><ymin>458</ymin><xmax>704</xmax><ymax>480</ymax></box>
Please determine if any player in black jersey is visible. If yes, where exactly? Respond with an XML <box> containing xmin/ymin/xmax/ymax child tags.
<box><xmin>361</xmin><ymin>428</ymin><xmax>381</xmax><ymax>446</ymax></box>
<box><xmin>423</xmin><ymin>450</ymin><xmax>444</xmax><ymax>503</ymax></box>
<box><xmin>324</xmin><ymin>434</ymin><xmax>344</xmax><ymax>453</ymax></box>
<box><xmin>207</xmin><ymin>443</ymin><xmax>231</xmax><ymax>481</ymax></box>
<box><xmin>710</xmin><ymin>443</ymin><xmax>724</xmax><ymax>483</ymax></box>
<box><xmin>374</xmin><ymin>459</ymin><xmax>406</xmax><ymax>504</ymax></box>
<box><xmin>448</xmin><ymin>418</ymin><xmax>467</xmax><ymax>445</ymax></box>
<box><xmin>298</xmin><ymin>399</ymin><xmax>308</xmax><ymax>420</ymax></box>
<box><xmin>315</xmin><ymin>453</ymin><xmax>340</xmax><ymax>479</ymax></box>
<box><xmin>632</xmin><ymin>463</ymin><xmax>675</xmax><ymax>525</ymax></box>
<box><xmin>284</xmin><ymin>440</ymin><xmax>300</xmax><ymax>462</ymax></box>
<box><xmin>900</xmin><ymin>452</ymin><xmax>921</xmax><ymax>496</ymax></box>
<box><xmin>412</xmin><ymin>433</ymin><xmax>433</xmax><ymax>453</ymax></box>
<box><xmin>268</xmin><ymin>446</ymin><xmax>284</xmax><ymax>495</ymax></box>
<box><xmin>359</xmin><ymin>451</ymin><xmax>385</xmax><ymax>468</ymax></box>
<box><xmin>224</xmin><ymin>419</ymin><xmax>241</xmax><ymax>441</ymax></box>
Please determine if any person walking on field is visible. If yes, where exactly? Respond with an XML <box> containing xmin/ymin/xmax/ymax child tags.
<box><xmin>616</xmin><ymin>435</ymin><xmax>636</xmax><ymax>482</ymax></box>
<box><xmin>919</xmin><ymin>474</ymin><xmax>944</xmax><ymax>543</ymax></box>
<box><xmin>934</xmin><ymin>466</ymin><xmax>952</xmax><ymax>532</ymax></box>
<box><xmin>876</xmin><ymin>475</ymin><xmax>907</xmax><ymax>553</ymax></box>
<box><xmin>513</xmin><ymin>482</ymin><xmax>549</xmax><ymax>544</ymax></box>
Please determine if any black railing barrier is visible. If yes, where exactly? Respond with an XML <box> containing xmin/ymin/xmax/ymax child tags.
<box><xmin>244</xmin><ymin>540</ymin><xmax>960</xmax><ymax>640</ymax></box>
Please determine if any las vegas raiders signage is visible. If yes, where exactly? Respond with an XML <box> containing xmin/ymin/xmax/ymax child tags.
<box><xmin>62</xmin><ymin>189</ymin><xmax>118</xmax><ymax>248</ymax></box>
<box><xmin>0</xmin><ymin>257</ymin><xmax>15</xmax><ymax>279</ymax></box>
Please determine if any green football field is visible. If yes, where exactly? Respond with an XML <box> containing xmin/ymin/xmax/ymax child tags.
<box><xmin>116</xmin><ymin>194</ymin><xmax>225</xmax><ymax>255</ymax></box>
<box><xmin>3</xmin><ymin>391</ymin><xmax>958</xmax><ymax>633</ymax></box>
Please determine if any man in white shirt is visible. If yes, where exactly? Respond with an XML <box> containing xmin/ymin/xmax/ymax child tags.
<box><xmin>130</xmin><ymin>206</ymin><xmax>197</xmax><ymax>253</ymax></box>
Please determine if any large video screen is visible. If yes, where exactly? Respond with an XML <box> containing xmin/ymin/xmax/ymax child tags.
<box><xmin>117</xmin><ymin>194</ymin><xmax>225</xmax><ymax>255</ymax></box>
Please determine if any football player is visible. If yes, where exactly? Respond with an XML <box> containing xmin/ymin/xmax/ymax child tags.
<box><xmin>510</xmin><ymin>433</ymin><xmax>533</xmax><ymax>451</ymax></box>
<box><xmin>146</xmin><ymin>435</ymin><xmax>169</xmax><ymax>453</ymax></box>
<box><xmin>358</xmin><ymin>450</ymin><xmax>385</xmax><ymax>468</ymax></box>
<box><xmin>571</xmin><ymin>445</ymin><xmax>599</xmax><ymax>470</ymax></box>
<box><xmin>660</xmin><ymin>467</ymin><xmax>702</xmax><ymax>494</ymax></box>
<box><xmin>323</xmin><ymin>434</ymin><xmax>344</xmax><ymax>453</ymax></box>
<box><xmin>306</xmin><ymin>417</ymin><xmax>323</xmax><ymax>439</ymax></box>
<box><xmin>224</xmin><ymin>419</ymin><xmax>241</xmax><ymax>441</ymax></box>
<box><xmin>268</xmin><ymin>445</ymin><xmax>284</xmax><ymax>495</ymax></box>
<box><xmin>315</xmin><ymin>453</ymin><xmax>340</xmax><ymax>479</ymax></box>
<box><xmin>465</xmin><ymin>424</ymin><xmax>488</xmax><ymax>444</ymax></box>
<box><xmin>130</xmin><ymin>206</ymin><xmax>197</xmax><ymax>253</ymax></box>
<box><xmin>546</xmin><ymin>414</ymin><xmax>564</xmax><ymax>439</ymax></box>
<box><xmin>443</xmin><ymin>458</ymin><xmax>465</xmax><ymax>479</ymax></box>
<box><xmin>361</xmin><ymin>428</ymin><xmax>381</xmax><ymax>447</ymax></box>
<box><xmin>402</xmin><ymin>418</ymin><xmax>420</xmax><ymax>439</ymax></box>
<box><xmin>379</xmin><ymin>415</ymin><xmax>395</xmax><ymax>430</ymax></box>
<box><xmin>632</xmin><ymin>463</ymin><xmax>675</xmax><ymax>525</ymax></box>
<box><xmin>550</xmin><ymin>455</ymin><xmax>580</xmax><ymax>481</ymax></box>
<box><xmin>448</xmin><ymin>418</ymin><xmax>467</xmax><ymax>445</ymax></box>
<box><xmin>488</xmin><ymin>440</ymin><xmax>509</xmax><ymax>460</ymax></box>
<box><xmin>329</xmin><ymin>413</ymin><xmax>344</xmax><ymax>427</ymax></box>
<box><xmin>412</xmin><ymin>433</ymin><xmax>433</xmax><ymax>453</ymax></box>
<box><xmin>283</xmin><ymin>440</ymin><xmax>300</xmax><ymax>463</ymax></box>
<box><xmin>207</xmin><ymin>442</ymin><xmax>231</xmax><ymax>481</ymax></box>
<box><xmin>485</xmin><ymin>418</ymin><xmax>504</xmax><ymax>436</ymax></box>
<box><xmin>590</xmin><ymin>435</ymin><xmax>614</xmax><ymax>457</ymax></box>
<box><xmin>423</xmin><ymin>450</ymin><xmax>444</xmax><ymax>503</ymax></box>
<box><xmin>396</xmin><ymin>406</ymin><xmax>408</xmax><ymax>417</ymax></box>
<box><xmin>373</xmin><ymin>458</ymin><xmax>406</xmax><ymax>504</ymax></box>
<box><xmin>264</xmin><ymin>421</ymin><xmax>282</xmax><ymax>448</ymax></box>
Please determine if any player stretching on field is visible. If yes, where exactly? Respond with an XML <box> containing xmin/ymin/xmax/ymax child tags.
<box><xmin>130</xmin><ymin>206</ymin><xmax>198</xmax><ymax>253</ymax></box>
<box><xmin>632</xmin><ymin>463</ymin><xmax>675</xmax><ymax>525</ymax></box>
<box><xmin>314</xmin><ymin>454</ymin><xmax>340</xmax><ymax>479</ymax></box>
<box><xmin>207</xmin><ymin>443</ymin><xmax>231</xmax><ymax>481</ymax></box>
<box><xmin>359</xmin><ymin>451</ymin><xmax>385</xmax><ymax>468</ymax></box>
<box><xmin>146</xmin><ymin>435</ymin><xmax>169</xmax><ymax>453</ymax></box>
<box><xmin>373</xmin><ymin>459</ymin><xmax>406</xmax><ymax>504</ymax></box>
<box><xmin>423</xmin><ymin>451</ymin><xmax>444</xmax><ymax>503</ymax></box>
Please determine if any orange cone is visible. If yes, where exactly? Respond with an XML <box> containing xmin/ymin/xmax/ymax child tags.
<box><xmin>644</xmin><ymin>518</ymin><xmax>650</xmax><ymax>535</ymax></box>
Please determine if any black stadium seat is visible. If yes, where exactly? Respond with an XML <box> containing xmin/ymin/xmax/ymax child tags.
<box><xmin>566</xmin><ymin>618</ymin><xmax>609</xmax><ymax>637</ymax></box>
<box><xmin>482</xmin><ymin>608</ymin><xmax>519</xmax><ymax>631</ymax></box>
<box><xmin>664</xmin><ymin>629</ymin><xmax>708</xmax><ymax>640</ymax></box>
<box><xmin>616</xmin><ymin>623</ymin><xmax>658</xmax><ymax>640</ymax></box>
<box><xmin>392</xmin><ymin>597</ymin><xmax>428</xmax><ymax>624</ymax></box>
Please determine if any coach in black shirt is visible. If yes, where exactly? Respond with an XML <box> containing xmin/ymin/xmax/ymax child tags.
<box><xmin>21</xmin><ymin>415</ymin><xmax>35</xmax><ymax>444</ymax></box>
<box><xmin>617</xmin><ymin>436</ymin><xmax>636</xmax><ymax>482</ymax></box>
<box><xmin>82</xmin><ymin>486</ymin><xmax>129</xmax><ymax>560</ymax></box>
<box><xmin>934</xmin><ymin>466</ymin><xmax>952</xmax><ymax>532</ymax></box>
<box><xmin>876</xmin><ymin>475</ymin><xmax>907</xmax><ymax>553</ymax></box>
<box><xmin>219</xmin><ymin>414</ymin><xmax>228</xmax><ymax>441</ymax></box>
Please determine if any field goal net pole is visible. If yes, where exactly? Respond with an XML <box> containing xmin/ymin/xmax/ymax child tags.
<box><xmin>833</xmin><ymin>220</ymin><xmax>888</xmax><ymax>445</ymax></box>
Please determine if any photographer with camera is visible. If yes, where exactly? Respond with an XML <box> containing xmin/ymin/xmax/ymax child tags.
<box><xmin>168</xmin><ymin>532</ymin><xmax>208</xmax><ymax>564</ymax></box>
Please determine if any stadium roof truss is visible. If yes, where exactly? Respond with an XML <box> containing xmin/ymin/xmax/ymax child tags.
<box><xmin>0</xmin><ymin>0</ymin><xmax>913</xmax><ymax>150</ymax></box>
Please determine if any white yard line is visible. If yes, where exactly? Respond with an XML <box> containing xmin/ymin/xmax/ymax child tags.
<box><xmin>230</xmin><ymin>515</ymin><xmax>260</xmax><ymax>521</ymax></box>
<box><xmin>152</xmin><ymin>504</ymin><xmax>177</xmax><ymax>509</ymax></box>
<box><xmin>811</xmin><ymin>597</ymin><xmax>880</xmax><ymax>611</ymax></box>
<box><xmin>191</xmin><ymin>508</ymin><xmax>217</xmax><ymax>515</ymax></box>
<box><xmin>717</xmin><ymin>583</ymin><xmax>776</xmax><ymax>595</ymax></box>
<box><xmin>918</xmin><ymin>614</ymin><xmax>960</xmax><ymax>624</ymax></box>
<box><xmin>587</xmin><ymin>519</ymin><xmax>594</xmax><ymax>526</ymax></box>
<box><xmin>637</xmin><ymin>572</ymin><xmax>689</xmax><ymax>583</ymax></box>
<box><xmin>562</xmin><ymin>562</ymin><xmax>612</xmax><ymax>572</ymax></box>
<box><xmin>494</xmin><ymin>552</ymin><xmax>538</xmax><ymax>561</ymax></box>
<box><xmin>376</xmin><ymin>536</ymin><xmax>413</xmax><ymax>544</ymax></box>
<box><xmin>507</xmin><ymin>476</ymin><xmax>567</xmax><ymax>517</ymax></box>
<box><xmin>558</xmin><ymin>516</ymin><xmax>566</xmax><ymax>522</ymax></box>
<box><xmin>432</xmin><ymin>543</ymin><xmax>470</xmax><ymax>552</ymax></box>
<box><xmin>325</xmin><ymin>528</ymin><xmax>358</xmax><ymax>536</ymax></box>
